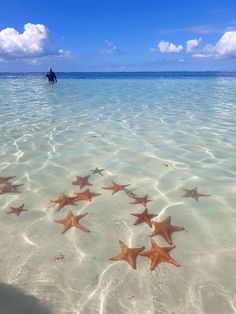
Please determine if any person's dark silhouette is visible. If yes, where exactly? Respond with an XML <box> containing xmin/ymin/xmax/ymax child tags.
<box><xmin>46</xmin><ymin>68</ymin><xmax>57</xmax><ymax>82</ymax></box>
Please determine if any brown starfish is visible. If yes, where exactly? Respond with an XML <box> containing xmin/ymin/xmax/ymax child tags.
<box><xmin>55</xmin><ymin>210</ymin><xmax>90</xmax><ymax>234</ymax></box>
<box><xmin>182</xmin><ymin>187</ymin><xmax>210</xmax><ymax>201</ymax></box>
<box><xmin>7</xmin><ymin>204</ymin><xmax>28</xmax><ymax>216</ymax></box>
<box><xmin>149</xmin><ymin>216</ymin><xmax>185</xmax><ymax>244</ymax></box>
<box><xmin>110</xmin><ymin>240</ymin><xmax>145</xmax><ymax>269</ymax></box>
<box><xmin>74</xmin><ymin>189</ymin><xmax>101</xmax><ymax>202</ymax></box>
<box><xmin>129</xmin><ymin>194</ymin><xmax>152</xmax><ymax>207</ymax></box>
<box><xmin>0</xmin><ymin>176</ymin><xmax>16</xmax><ymax>184</ymax></box>
<box><xmin>0</xmin><ymin>183</ymin><xmax>23</xmax><ymax>194</ymax></box>
<box><xmin>131</xmin><ymin>208</ymin><xmax>158</xmax><ymax>228</ymax></box>
<box><xmin>54</xmin><ymin>253</ymin><xmax>64</xmax><ymax>261</ymax></box>
<box><xmin>102</xmin><ymin>181</ymin><xmax>130</xmax><ymax>195</ymax></box>
<box><xmin>50</xmin><ymin>193</ymin><xmax>77</xmax><ymax>211</ymax></box>
<box><xmin>139</xmin><ymin>238</ymin><xmax>180</xmax><ymax>271</ymax></box>
<box><xmin>91</xmin><ymin>167</ymin><xmax>105</xmax><ymax>176</ymax></box>
<box><xmin>72</xmin><ymin>175</ymin><xmax>92</xmax><ymax>189</ymax></box>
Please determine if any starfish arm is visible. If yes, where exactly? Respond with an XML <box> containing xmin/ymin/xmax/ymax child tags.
<box><xmin>119</xmin><ymin>240</ymin><xmax>128</xmax><ymax>250</ymax></box>
<box><xmin>134</xmin><ymin>247</ymin><xmax>145</xmax><ymax>254</ymax></box>
<box><xmin>162</xmin><ymin>230</ymin><xmax>173</xmax><ymax>245</ymax></box>
<box><xmin>149</xmin><ymin>222</ymin><xmax>159</xmax><ymax>237</ymax></box>
<box><xmin>144</xmin><ymin>216</ymin><xmax>153</xmax><ymax>228</ymax></box>
<box><xmin>56</xmin><ymin>204</ymin><xmax>64</xmax><ymax>211</ymax></box>
<box><xmin>131</xmin><ymin>214</ymin><xmax>142</xmax><ymax>225</ymax></box>
<box><xmin>170</xmin><ymin>225</ymin><xmax>185</xmax><ymax>232</ymax></box>
<box><xmin>61</xmin><ymin>225</ymin><xmax>71</xmax><ymax>234</ymax></box>
<box><xmin>150</xmin><ymin>256</ymin><xmax>160</xmax><ymax>271</ymax></box>
<box><xmin>138</xmin><ymin>250</ymin><xmax>152</xmax><ymax>258</ymax></box>
<box><xmin>162</xmin><ymin>252</ymin><xmax>180</xmax><ymax>267</ymax></box>
<box><xmin>128</xmin><ymin>255</ymin><xmax>137</xmax><ymax>269</ymax></box>
<box><xmin>164</xmin><ymin>216</ymin><xmax>171</xmax><ymax>224</ymax></box>
<box><xmin>55</xmin><ymin>218</ymin><xmax>67</xmax><ymax>225</ymax></box>
<box><xmin>162</xmin><ymin>245</ymin><xmax>176</xmax><ymax>253</ymax></box>
<box><xmin>109</xmin><ymin>254</ymin><xmax>124</xmax><ymax>261</ymax></box>
<box><xmin>102</xmin><ymin>186</ymin><xmax>113</xmax><ymax>190</ymax></box>
<box><xmin>74</xmin><ymin>223</ymin><xmax>90</xmax><ymax>232</ymax></box>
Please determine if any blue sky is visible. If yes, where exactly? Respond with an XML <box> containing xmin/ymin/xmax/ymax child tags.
<box><xmin>0</xmin><ymin>0</ymin><xmax>236</xmax><ymax>71</ymax></box>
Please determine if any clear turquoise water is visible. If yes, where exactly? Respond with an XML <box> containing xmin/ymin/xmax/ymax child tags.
<box><xmin>0</xmin><ymin>74</ymin><xmax>236</xmax><ymax>314</ymax></box>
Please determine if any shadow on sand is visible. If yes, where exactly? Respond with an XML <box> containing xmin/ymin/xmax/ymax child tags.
<box><xmin>0</xmin><ymin>283</ymin><xmax>52</xmax><ymax>314</ymax></box>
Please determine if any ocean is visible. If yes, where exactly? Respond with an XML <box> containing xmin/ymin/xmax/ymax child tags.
<box><xmin>0</xmin><ymin>72</ymin><xmax>235</xmax><ymax>314</ymax></box>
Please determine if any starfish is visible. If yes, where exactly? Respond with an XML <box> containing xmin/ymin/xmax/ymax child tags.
<box><xmin>129</xmin><ymin>194</ymin><xmax>152</xmax><ymax>207</ymax></box>
<box><xmin>55</xmin><ymin>210</ymin><xmax>90</xmax><ymax>234</ymax></box>
<box><xmin>7</xmin><ymin>204</ymin><xmax>28</xmax><ymax>216</ymax></box>
<box><xmin>0</xmin><ymin>183</ymin><xmax>23</xmax><ymax>194</ymax></box>
<box><xmin>0</xmin><ymin>176</ymin><xmax>16</xmax><ymax>184</ymax></box>
<box><xmin>182</xmin><ymin>187</ymin><xmax>210</xmax><ymax>201</ymax></box>
<box><xmin>139</xmin><ymin>238</ymin><xmax>180</xmax><ymax>271</ymax></box>
<box><xmin>110</xmin><ymin>240</ymin><xmax>145</xmax><ymax>269</ymax></box>
<box><xmin>149</xmin><ymin>216</ymin><xmax>185</xmax><ymax>244</ymax></box>
<box><xmin>54</xmin><ymin>253</ymin><xmax>64</xmax><ymax>261</ymax></box>
<box><xmin>72</xmin><ymin>175</ymin><xmax>92</xmax><ymax>189</ymax></box>
<box><xmin>91</xmin><ymin>167</ymin><xmax>105</xmax><ymax>176</ymax></box>
<box><xmin>131</xmin><ymin>208</ymin><xmax>158</xmax><ymax>228</ymax></box>
<box><xmin>74</xmin><ymin>189</ymin><xmax>101</xmax><ymax>202</ymax></box>
<box><xmin>50</xmin><ymin>193</ymin><xmax>77</xmax><ymax>211</ymax></box>
<box><xmin>102</xmin><ymin>181</ymin><xmax>130</xmax><ymax>195</ymax></box>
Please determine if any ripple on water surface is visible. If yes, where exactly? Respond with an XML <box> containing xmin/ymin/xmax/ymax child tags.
<box><xmin>0</xmin><ymin>77</ymin><xmax>236</xmax><ymax>314</ymax></box>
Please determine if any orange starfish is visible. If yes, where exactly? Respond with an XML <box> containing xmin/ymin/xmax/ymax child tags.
<box><xmin>110</xmin><ymin>240</ymin><xmax>145</xmax><ymax>269</ymax></box>
<box><xmin>74</xmin><ymin>189</ymin><xmax>101</xmax><ymax>202</ymax></box>
<box><xmin>129</xmin><ymin>194</ymin><xmax>152</xmax><ymax>207</ymax></box>
<box><xmin>72</xmin><ymin>175</ymin><xmax>92</xmax><ymax>189</ymax></box>
<box><xmin>102</xmin><ymin>181</ymin><xmax>130</xmax><ymax>195</ymax></box>
<box><xmin>149</xmin><ymin>216</ymin><xmax>185</xmax><ymax>244</ymax></box>
<box><xmin>0</xmin><ymin>176</ymin><xmax>16</xmax><ymax>184</ymax></box>
<box><xmin>139</xmin><ymin>238</ymin><xmax>180</xmax><ymax>271</ymax></box>
<box><xmin>55</xmin><ymin>210</ymin><xmax>90</xmax><ymax>234</ymax></box>
<box><xmin>0</xmin><ymin>183</ymin><xmax>23</xmax><ymax>194</ymax></box>
<box><xmin>7</xmin><ymin>204</ymin><xmax>28</xmax><ymax>216</ymax></box>
<box><xmin>182</xmin><ymin>187</ymin><xmax>210</xmax><ymax>201</ymax></box>
<box><xmin>131</xmin><ymin>208</ymin><xmax>158</xmax><ymax>228</ymax></box>
<box><xmin>50</xmin><ymin>193</ymin><xmax>77</xmax><ymax>211</ymax></box>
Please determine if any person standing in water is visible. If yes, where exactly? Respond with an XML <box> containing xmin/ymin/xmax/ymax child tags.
<box><xmin>46</xmin><ymin>68</ymin><xmax>57</xmax><ymax>82</ymax></box>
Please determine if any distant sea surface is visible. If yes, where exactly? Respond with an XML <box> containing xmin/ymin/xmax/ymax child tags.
<box><xmin>1</xmin><ymin>71</ymin><xmax>236</xmax><ymax>80</ymax></box>
<box><xmin>0</xmin><ymin>72</ymin><xmax>235</xmax><ymax>314</ymax></box>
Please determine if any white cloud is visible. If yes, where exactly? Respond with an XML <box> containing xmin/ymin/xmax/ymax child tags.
<box><xmin>150</xmin><ymin>41</ymin><xmax>183</xmax><ymax>53</ymax></box>
<box><xmin>100</xmin><ymin>40</ymin><xmax>118</xmax><ymax>55</ymax></box>
<box><xmin>193</xmin><ymin>31</ymin><xmax>236</xmax><ymax>58</ymax></box>
<box><xmin>0</xmin><ymin>23</ymin><xmax>66</xmax><ymax>60</ymax></box>
<box><xmin>214</xmin><ymin>31</ymin><xmax>236</xmax><ymax>55</ymax></box>
<box><xmin>186</xmin><ymin>38</ymin><xmax>201</xmax><ymax>52</ymax></box>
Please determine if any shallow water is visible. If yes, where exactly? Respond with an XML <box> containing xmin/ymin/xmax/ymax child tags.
<box><xmin>0</xmin><ymin>75</ymin><xmax>236</xmax><ymax>314</ymax></box>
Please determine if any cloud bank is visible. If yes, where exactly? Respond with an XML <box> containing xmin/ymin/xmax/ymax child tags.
<box><xmin>194</xmin><ymin>31</ymin><xmax>236</xmax><ymax>58</ymax></box>
<box><xmin>0</xmin><ymin>23</ymin><xmax>66</xmax><ymax>60</ymax></box>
